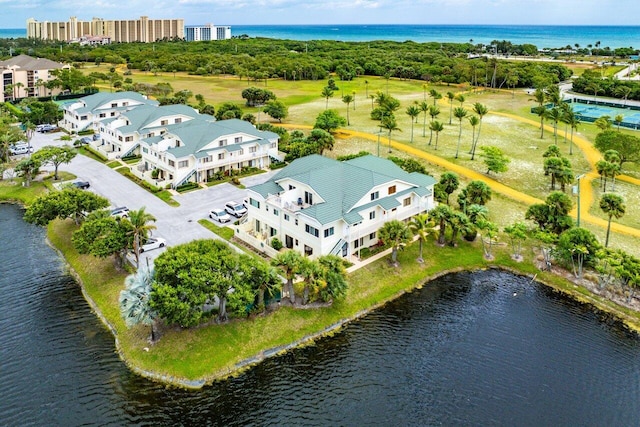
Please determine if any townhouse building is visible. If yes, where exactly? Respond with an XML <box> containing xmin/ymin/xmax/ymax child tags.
<box><xmin>240</xmin><ymin>154</ymin><xmax>436</xmax><ymax>260</ymax></box>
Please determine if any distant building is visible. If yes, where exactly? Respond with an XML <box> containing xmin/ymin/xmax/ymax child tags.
<box><xmin>185</xmin><ymin>24</ymin><xmax>231</xmax><ymax>41</ymax></box>
<box><xmin>0</xmin><ymin>54</ymin><xmax>70</xmax><ymax>102</ymax></box>
<box><xmin>26</xmin><ymin>16</ymin><xmax>184</xmax><ymax>43</ymax></box>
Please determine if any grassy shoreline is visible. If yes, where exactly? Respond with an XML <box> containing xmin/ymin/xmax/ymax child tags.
<box><xmin>43</xmin><ymin>214</ymin><xmax>640</xmax><ymax>389</ymax></box>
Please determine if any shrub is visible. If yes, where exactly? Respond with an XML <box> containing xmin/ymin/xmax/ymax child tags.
<box><xmin>151</xmin><ymin>169</ymin><xmax>159</xmax><ymax>179</ymax></box>
<box><xmin>271</xmin><ymin>237</ymin><xmax>283</xmax><ymax>251</ymax></box>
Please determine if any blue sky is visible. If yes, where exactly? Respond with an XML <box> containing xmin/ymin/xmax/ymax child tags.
<box><xmin>1</xmin><ymin>0</ymin><xmax>638</xmax><ymax>27</ymax></box>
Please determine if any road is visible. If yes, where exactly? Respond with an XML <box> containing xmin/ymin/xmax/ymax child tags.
<box><xmin>28</xmin><ymin>130</ymin><xmax>275</xmax><ymax>264</ymax></box>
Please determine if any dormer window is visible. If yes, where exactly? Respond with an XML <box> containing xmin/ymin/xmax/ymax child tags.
<box><xmin>388</xmin><ymin>185</ymin><xmax>396</xmax><ymax>195</ymax></box>
<box><xmin>219</xmin><ymin>139</ymin><xmax>227</xmax><ymax>147</ymax></box>
<box><xmin>235</xmin><ymin>136</ymin><xmax>242</xmax><ymax>143</ymax></box>
<box><xmin>161</xmin><ymin>120</ymin><xmax>168</xmax><ymax>126</ymax></box>
<box><xmin>370</xmin><ymin>191</ymin><xmax>379</xmax><ymax>201</ymax></box>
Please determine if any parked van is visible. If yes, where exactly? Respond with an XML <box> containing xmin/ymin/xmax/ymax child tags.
<box><xmin>9</xmin><ymin>144</ymin><xmax>33</xmax><ymax>156</ymax></box>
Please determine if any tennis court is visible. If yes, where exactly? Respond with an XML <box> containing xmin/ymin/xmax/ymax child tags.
<box><xmin>571</xmin><ymin>101</ymin><xmax>640</xmax><ymax>129</ymax></box>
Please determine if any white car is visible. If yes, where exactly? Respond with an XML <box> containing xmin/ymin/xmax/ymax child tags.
<box><xmin>209</xmin><ymin>208</ymin><xmax>232</xmax><ymax>223</ymax></box>
<box><xmin>139</xmin><ymin>237</ymin><xmax>166</xmax><ymax>253</ymax></box>
<box><xmin>225</xmin><ymin>201</ymin><xmax>247</xmax><ymax>218</ymax></box>
<box><xmin>110</xmin><ymin>206</ymin><xmax>130</xmax><ymax>218</ymax></box>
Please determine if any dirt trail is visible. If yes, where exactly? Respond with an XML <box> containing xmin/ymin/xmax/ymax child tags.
<box><xmin>280</xmin><ymin>107</ymin><xmax>640</xmax><ymax>238</ymax></box>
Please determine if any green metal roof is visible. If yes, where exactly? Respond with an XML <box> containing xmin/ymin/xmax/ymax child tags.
<box><xmin>77</xmin><ymin>91</ymin><xmax>157</xmax><ymax>112</ymax></box>
<box><xmin>253</xmin><ymin>154</ymin><xmax>436</xmax><ymax>226</ymax></box>
<box><xmin>166</xmin><ymin>119</ymin><xmax>278</xmax><ymax>159</ymax></box>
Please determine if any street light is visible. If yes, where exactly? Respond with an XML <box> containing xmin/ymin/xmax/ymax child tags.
<box><xmin>573</xmin><ymin>173</ymin><xmax>585</xmax><ymax>227</ymax></box>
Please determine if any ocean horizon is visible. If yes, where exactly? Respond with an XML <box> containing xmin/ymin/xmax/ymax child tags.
<box><xmin>2</xmin><ymin>24</ymin><xmax>639</xmax><ymax>49</ymax></box>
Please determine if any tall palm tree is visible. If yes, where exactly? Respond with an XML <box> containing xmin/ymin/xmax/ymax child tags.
<box><xmin>429</xmin><ymin>89</ymin><xmax>442</xmax><ymax>106</ymax></box>
<box><xmin>406</xmin><ymin>105</ymin><xmax>421</xmax><ymax>143</ymax></box>
<box><xmin>469</xmin><ymin>102</ymin><xmax>488</xmax><ymax>160</ymax></box>
<box><xmin>430</xmin><ymin>120</ymin><xmax>444</xmax><ymax>150</ymax></box>
<box><xmin>429</xmin><ymin>204</ymin><xmax>453</xmax><ymax>245</ymax></box>
<box><xmin>532</xmin><ymin>105</ymin><xmax>548</xmax><ymax>139</ymax></box>
<box><xmin>127</xmin><ymin>207</ymin><xmax>157</xmax><ymax>268</ymax></box>
<box><xmin>427</xmin><ymin>105</ymin><xmax>441</xmax><ymax>145</ymax></box>
<box><xmin>321</xmin><ymin>86</ymin><xmax>334</xmax><ymax>109</ymax></box>
<box><xmin>381</xmin><ymin>114</ymin><xmax>401</xmax><ymax>153</ymax></box>
<box><xmin>422</xmin><ymin>83</ymin><xmax>429</xmax><ymax>101</ymax></box>
<box><xmin>446</xmin><ymin>91</ymin><xmax>455</xmax><ymax>124</ymax></box>
<box><xmin>604</xmin><ymin>149</ymin><xmax>621</xmax><ymax>191</ymax></box>
<box><xmin>545</xmin><ymin>85</ymin><xmax>562</xmax><ymax>107</ymax></box>
<box><xmin>455</xmin><ymin>93</ymin><xmax>465</xmax><ymax>107</ymax></box>
<box><xmin>468</xmin><ymin>115</ymin><xmax>479</xmax><ymax>156</ymax></box>
<box><xmin>378</xmin><ymin>219</ymin><xmax>412</xmax><ymax>266</ymax></box>
<box><xmin>599</xmin><ymin>193</ymin><xmax>626</xmax><ymax>247</ymax></box>
<box><xmin>453</xmin><ymin>107</ymin><xmax>468</xmax><ymax>158</ymax></box>
<box><xmin>418</xmin><ymin>101</ymin><xmax>429</xmax><ymax>137</ymax></box>
<box><xmin>119</xmin><ymin>265</ymin><xmax>158</xmax><ymax>342</ymax></box>
<box><xmin>547</xmin><ymin>107</ymin><xmax>562</xmax><ymax>144</ymax></box>
<box><xmin>565</xmin><ymin>109</ymin><xmax>580</xmax><ymax>155</ymax></box>
<box><xmin>271</xmin><ymin>250</ymin><xmax>304</xmax><ymax>304</ymax></box>
<box><xmin>342</xmin><ymin>93</ymin><xmax>354</xmax><ymax>125</ymax></box>
<box><xmin>409</xmin><ymin>213</ymin><xmax>434</xmax><ymax>263</ymax></box>
<box><xmin>594</xmin><ymin>115</ymin><xmax>612</xmax><ymax>131</ymax></box>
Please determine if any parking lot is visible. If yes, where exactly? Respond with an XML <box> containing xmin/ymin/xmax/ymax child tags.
<box><xmin>27</xmin><ymin>130</ymin><xmax>276</xmax><ymax>263</ymax></box>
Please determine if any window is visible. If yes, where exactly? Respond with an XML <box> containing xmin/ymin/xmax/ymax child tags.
<box><xmin>403</xmin><ymin>197</ymin><xmax>411</xmax><ymax>207</ymax></box>
<box><xmin>304</xmin><ymin>191</ymin><xmax>313</xmax><ymax>205</ymax></box>
<box><xmin>123</xmin><ymin>102</ymin><xmax>128</xmax><ymax>106</ymax></box>
<box><xmin>305</xmin><ymin>224</ymin><xmax>319</xmax><ymax>237</ymax></box>
<box><xmin>388</xmin><ymin>185</ymin><xmax>397</xmax><ymax>195</ymax></box>
<box><xmin>354</xmin><ymin>238</ymin><xmax>364</xmax><ymax>249</ymax></box>
<box><xmin>271</xmin><ymin>143</ymin><xmax>276</xmax><ymax>148</ymax></box>
<box><xmin>370</xmin><ymin>191</ymin><xmax>379</xmax><ymax>201</ymax></box>
<box><xmin>235</xmin><ymin>136</ymin><xmax>242</xmax><ymax>143</ymax></box>
<box><xmin>110</xmin><ymin>112</ymin><xmax>116</xmax><ymax>117</ymax></box>
<box><xmin>219</xmin><ymin>139</ymin><xmax>227</xmax><ymax>147</ymax></box>
<box><xmin>99</xmin><ymin>113</ymin><xmax>106</xmax><ymax>118</ymax></box>
<box><xmin>289</xmin><ymin>185</ymin><xmax>296</xmax><ymax>190</ymax></box>
<box><xmin>218</xmin><ymin>153</ymin><xmax>225</xmax><ymax>160</ymax></box>
<box><xmin>273</xmin><ymin>209</ymin><xmax>279</xmax><ymax>216</ymax></box>
<box><xmin>369</xmin><ymin>232</ymin><xmax>376</xmax><ymax>240</ymax></box>
<box><xmin>369</xmin><ymin>211</ymin><xmax>376</xmax><ymax>220</ymax></box>
<box><xmin>295</xmin><ymin>219</ymin><xmax>298</xmax><ymax>226</ymax></box>
<box><xmin>142</xmin><ymin>148</ymin><xmax>148</xmax><ymax>153</ymax></box>
<box><xmin>161</xmin><ymin>120</ymin><xmax>168</xmax><ymax>125</ymax></box>
<box><xmin>324</xmin><ymin>227</ymin><xmax>334</xmax><ymax>238</ymax></box>
<box><xmin>168</xmin><ymin>160</ymin><xmax>175</xmax><ymax>167</ymax></box>
<box><xmin>249</xmin><ymin>146</ymin><xmax>257</xmax><ymax>153</ymax></box>
<box><xmin>284</xmin><ymin>214</ymin><xmax>290</xmax><ymax>221</ymax></box>
<box><xmin>111</xmin><ymin>103</ymin><xmax>117</xmax><ymax>107</ymax></box>
<box><xmin>175</xmin><ymin>118</ymin><xmax>182</xmax><ymax>123</ymax></box>
<box><xmin>178</xmin><ymin>160</ymin><xmax>189</xmax><ymax>168</ymax></box>
<box><xmin>80</xmin><ymin>115</ymin><xmax>87</xmax><ymax>120</ymax></box>
<box><xmin>249</xmin><ymin>198</ymin><xmax>260</xmax><ymax>208</ymax></box>
<box><xmin>125</xmin><ymin>136</ymin><xmax>133</xmax><ymax>142</ymax></box>
<box><xmin>239</xmin><ymin>149</ymin><xmax>244</xmax><ymax>155</ymax></box>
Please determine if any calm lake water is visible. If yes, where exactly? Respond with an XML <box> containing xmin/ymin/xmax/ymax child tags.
<box><xmin>1</xmin><ymin>202</ymin><xmax>639</xmax><ymax>426</ymax></box>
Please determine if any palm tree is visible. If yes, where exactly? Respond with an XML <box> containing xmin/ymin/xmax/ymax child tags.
<box><xmin>299</xmin><ymin>257</ymin><xmax>321</xmax><ymax>305</ymax></box>
<box><xmin>453</xmin><ymin>107</ymin><xmax>468</xmax><ymax>158</ymax></box>
<box><xmin>427</xmin><ymin>105</ymin><xmax>441</xmax><ymax>145</ymax></box>
<box><xmin>533</xmin><ymin>105</ymin><xmax>548</xmax><ymax>139</ymax></box>
<box><xmin>594</xmin><ymin>115</ymin><xmax>612</xmax><ymax>131</ymax></box>
<box><xmin>430</xmin><ymin>120</ymin><xmax>444</xmax><ymax>150</ymax></box>
<box><xmin>342</xmin><ymin>94</ymin><xmax>354</xmax><ymax>125</ymax></box>
<box><xmin>545</xmin><ymin>85</ymin><xmax>562</xmax><ymax>107</ymax></box>
<box><xmin>599</xmin><ymin>193</ymin><xmax>626</xmax><ymax>247</ymax></box>
<box><xmin>429</xmin><ymin>204</ymin><xmax>453</xmax><ymax>245</ymax></box>
<box><xmin>614</xmin><ymin>114</ymin><xmax>624</xmax><ymax>131</ymax></box>
<box><xmin>119</xmin><ymin>265</ymin><xmax>158</xmax><ymax>342</ymax></box>
<box><xmin>408</xmin><ymin>213</ymin><xmax>433</xmax><ymax>263</ymax></box>
<box><xmin>321</xmin><ymin>86</ymin><xmax>334</xmax><ymax>109</ymax></box>
<box><xmin>447</xmin><ymin>211</ymin><xmax>471</xmax><ymax>246</ymax></box>
<box><xmin>271</xmin><ymin>250</ymin><xmax>304</xmax><ymax>304</ymax></box>
<box><xmin>585</xmin><ymin>81</ymin><xmax>601</xmax><ymax>104</ymax></box>
<box><xmin>381</xmin><ymin>114</ymin><xmax>400</xmax><ymax>153</ymax></box>
<box><xmin>14</xmin><ymin>82</ymin><xmax>24</xmax><ymax>99</ymax></box>
<box><xmin>604</xmin><ymin>149</ymin><xmax>621</xmax><ymax>190</ymax></box>
<box><xmin>564</xmin><ymin>109</ymin><xmax>580</xmax><ymax>155</ymax></box>
<box><xmin>418</xmin><ymin>101</ymin><xmax>429</xmax><ymax>137</ymax></box>
<box><xmin>470</xmin><ymin>102</ymin><xmax>488</xmax><ymax>160</ymax></box>
<box><xmin>429</xmin><ymin>89</ymin><xmax>442</xmax><ymax>106</ymax></box>
<box><xmin>547</xmin><ymin>107</ymin><xmax>562</xmax><ymax>144</ymax></box>
<box><xmin>468</xmin><ymin>115</ymin><xmax>479</xmax><ymax>156</ymax></box>
<box><xmin>406</xmin><ymin>105</ymin><xmax>421</xmax><ymax>143</ymax></box>
<box><xmin>615</xmin><ymin>85</ymin><xmax>633</xmax><ymax>106</ymax></box>
<box><xmin>127</xmin><ymin>207</ymin><xmax>157</xmax><ymax>268</ymax></box>
<box><xmin>446</xmin><ymin>91</ymin><xmax>455</xmax><ymax>124</ymax></box>
<box><xmin>422</xmin><ymin>83</ymin><xmax>429</xmax><ymax>101</ymax></box>
<box><xmin>438</xmin><ymin>172</ymin><xmax>460</xmax><ymax>205</ymax></box>
<box><xmin>248</xmin><ymin>263</ymin><xmax>280</xmax><ymax>311</ymax></box>
<box><xmin>378</xmin><ymin>219</ymin><xmax>412</xmax><ymax>266</ymax></box>
<box><xmin>455</xmin><ymin>93</ymin><xmax>465</xmax><ymax>108</ymax></box>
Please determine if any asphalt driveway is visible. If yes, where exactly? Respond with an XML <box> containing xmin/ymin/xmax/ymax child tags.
<box><xmin>28</xmin><ymin>130</ymin><xmax>276</xmax><ymax>263</ymax></box>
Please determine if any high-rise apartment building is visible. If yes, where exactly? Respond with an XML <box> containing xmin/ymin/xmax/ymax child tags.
<box><xmin>184</xmin><ymin>24</ymin><xmax>232</xmax><ymax>41</ymax></box>
<box><xmin>26</xmin><ymin>16</ymin><xmax>185</xmax><ymax>43</ymax></box>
